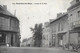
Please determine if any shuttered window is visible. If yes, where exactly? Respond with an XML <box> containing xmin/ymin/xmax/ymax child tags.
<box><xmin>78</xmin><ymin>11</ymin><xmax>80</xmax><ymax>18</ymax></box>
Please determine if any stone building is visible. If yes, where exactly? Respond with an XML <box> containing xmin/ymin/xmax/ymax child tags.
<box><xmin>0</xmin><ymin>5</ymin><xmax>20</xmax><ymax>47</ymax></box>
<box><xmin>67</xmin><ymin>0</ymin><xmax>80</xmax><ymax>45</ymax></box>
<box><xmin>42</xmin><ymin>22</ymin><xmax>52</xmax><ymax>47</ymax></box>
<box><xmin>50</xmin><ymin>13</ymin><xmax>69</xmax><ymax>47</ymax></box>
<box><xmin>42</xmin><ymin>0</ymin><xmax>80</xmax><ymax>49</ymax></box>
<box><xmin>50</xmin><ymin>0</ymin><xmax>80</xmax><ymax>48</ymax></box>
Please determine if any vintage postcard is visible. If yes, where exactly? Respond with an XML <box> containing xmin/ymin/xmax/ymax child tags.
<box><xmin>0</xmin><ymin>0</ymin><xmax>80</xmax><ymax>53</ymax></box>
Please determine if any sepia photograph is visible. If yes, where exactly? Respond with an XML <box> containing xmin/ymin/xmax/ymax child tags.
<box><xmin>0</xmin><ymin>0</ymin><xmax>80</xmax><ymax>53</ymax></box>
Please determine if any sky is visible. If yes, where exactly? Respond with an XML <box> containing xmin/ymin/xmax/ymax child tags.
<box><xmin>0</xmin><ymin>0</ymin><xmax>72</xmax><ymax>41</ymax></box>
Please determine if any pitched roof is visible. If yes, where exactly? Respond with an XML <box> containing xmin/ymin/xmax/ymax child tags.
<box><xmin>50</xmin><ymin>13</ymin><xmax>68</xmax><ymax>24</ymax></box>
<box><xmin>0</xmin><ymin>5</ymin><xmax>19</xmax><ymax>21</ymax></box>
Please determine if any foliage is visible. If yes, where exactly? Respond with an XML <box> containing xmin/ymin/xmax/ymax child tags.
<box><xmin>22</xmin><ymin>38</ymin><xmax>27</xmax><ymax>43</ymax></box>
<box><xmin>30</xmin><ymin>23</ymin><xmax>43</xmax><ymax>47</ymax></box>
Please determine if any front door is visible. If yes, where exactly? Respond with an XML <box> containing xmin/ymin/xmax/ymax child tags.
<box><xmin>0</xmin><ymin>33</ymin><xmax>6</xmax><ymax>46</ymax></box>
<box><xmin>11</xmin><ymin>34</ymin><xmax>13</xmax><ymax>46</ymax></box>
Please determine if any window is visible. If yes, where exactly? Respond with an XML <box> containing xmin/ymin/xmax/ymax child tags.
<box><xmin>78</xmin><ymin>11</ymin><xmax>80</xmax><ymax>18</ymax></box>
<box><xmin>61</xmin><ymin>23</ymin><xmax>64</xmax><ymax>31</ymax></box>
<box><xmin>58</xmin><ymin>23</ymin><xmax>60</xmax><ymax>31</ymax></box>
<box><xmin>0</xmin><ymin>33</ymin><xmax>6</xmax><ymax>44</ymax></box>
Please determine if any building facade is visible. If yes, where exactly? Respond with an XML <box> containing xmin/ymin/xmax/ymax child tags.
<box><xmin>41</xmin><ymin>0</ymin><xmax>80</xmax><ymax>49</ymax></box>
<box><xmin>26</xmin><ymin>37</ymin><xmax>34</xmax><ymax>47</ymax></box>
<box><xmin>42</xmin><ymin>22</ymin><xmax>52</xmax><ymax>47</ymax></box>
<box><xmin>0</xmin><ymin>5</ymin><xmax>20</xmax><ymax>47</ymax></box>
<box><xmin>50</xmin><ymin>13</ymin><xmax>69</xmax><ymax>47</ymax></box>
<box><xmin>21</xmin><ymin>37</ymin><xmax>34</xmax><ymax>47</ymax></box>
<box><xmin>67</xmin><ymin>0</ymin><xmax>80</xmax><ymax>46</ymax></box>
<box><xmin>50</xmin><ymin>0</ymin><xmax>80</xmax><ymax>48</ymax></box>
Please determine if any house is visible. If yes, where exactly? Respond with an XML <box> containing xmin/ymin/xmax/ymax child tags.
<box><xmin>42</xmin><ymin>22</ymin><xmax>52</xmax><ymax>47</ymax></box>
<box><xmin>50</xmin><ymin>13</ymin><xmax>69</xmax><ymax>47</ymax></box>
<box><xmin>50</xmin><ymin>0</ymin><xmax>80</xmax><ymax>48</ymax></box>
<box><xmin>26</xmin><ymin>37</ymin><xmax>34</xmax><ymax>47</ymax></box>
<box><xmin>21</xmin><ymin>37</ymin><xmax>34</xmax><ymax>47</ymax></box>
<box><xmin>67</xmin><ymin>0</ymin><xmax>80</xmax><ymax>45</ymax></box>
<box><xmin>0</xmin><ymin>5</ymin><xmax>20</xmax><ymax>47</ymax></box>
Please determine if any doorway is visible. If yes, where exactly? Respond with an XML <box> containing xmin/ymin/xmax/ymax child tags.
<box><xmin>0</xmin><ymin>33</ymin><xmax>6</xmax><ymax>46</ymax></box>
<box><xmin>11</xmin><ymin>34</ymin><xmax>13</xmax><ymax>46</ymax></box>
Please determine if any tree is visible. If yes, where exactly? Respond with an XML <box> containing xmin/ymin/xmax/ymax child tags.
<box><xmin>30</xmin><ymin>23</ymin><xmax>43</xmax><ymax>47</ymax></box>
<box><xmin>22</xmin><ymin>38</ymin><xmax>27</xmax><ymax>43</ymax></box>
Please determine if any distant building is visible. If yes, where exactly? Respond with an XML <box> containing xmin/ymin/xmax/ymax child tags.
<box><xmin>21</xmin><ymin>38</ymin><xmax>27</xmax><ymax>47</ymax></box>
<box><xmin>26</xmin><ymin>37</ymin><xmax>34</xmax><ymax>47</ymax></box>
<box><xmin>21</xmin><ymin>37</ymin><xmax>34</xmax><ymax>47</ymax></box>
<box><xmin>0</xmin><ymin>5</ymin><xmax>20</xmax><ymax>47</ymax></box>
<box><xmin>42</xmin><ymin>22</ymin><xmax>52</xmax><ymax>47</ymax></box>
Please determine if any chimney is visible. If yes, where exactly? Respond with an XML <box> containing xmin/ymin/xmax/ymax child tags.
<box><xmin>57</xmin><ymin>13</ymin><xmax>63</xmax><ymax>18</ymax></box>
<box><xmin>44</xmin><ymin>22</ymin><xmax>49</xmax><ymax>27</ymax></box>
<box><xmin>3</xmin><ymin>5</ymin><xmax>7</xmax><ymax>10</ymax></box>
<box><xmin>49</xmin><ymin>19</ymin><xmax>54</xmax><ymax>23</ymax></box>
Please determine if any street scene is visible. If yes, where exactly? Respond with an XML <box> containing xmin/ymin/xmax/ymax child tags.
<box><xmin>0</xmin><ymin>0</ymin><xmax>80</xmax><ymax>53</ymax></box>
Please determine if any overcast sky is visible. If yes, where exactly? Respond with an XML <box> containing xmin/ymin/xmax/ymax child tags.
<box><xmin>0</xmin><ymin>0</ymin><xmax>72</xmax><ymax>41</ymax></box>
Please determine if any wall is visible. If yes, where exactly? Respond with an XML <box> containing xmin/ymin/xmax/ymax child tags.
<box><xmin>62</xmin><ymin>32</ymin><xmax>69</xmax><ymax>45</ymax></box>
<box><xmin>67</xmin><ymin>0</ymin><xmax>80</xmax><ymax>46</ymax></box>
<box><xmin>0</xmin><ymin>16</ymin><xmax>10</xmax><ymax>30</ymax></box>
<box><xmin>70</xmin><ymin>33</ymin><xmax>78</xmax><ymax>44</ymax></box>
<box><xmin>50</xmin><ymin>14</ymin><xmax>69</xmax><ymax>47</ymax></box>
<box><xmin>0</xmin><ymin>15</ymin><xmax>19</xmax><ymax>32</ymax></box>
<box><xmin>10</xmin><ymin>18</ymin><xmax>19</xmax><ymax>32</ymax></box>
<box><xmin>42</xmin><ymin>26</ymin><xmax>52</xmax><ymax>47</ymax></box>
<box><xmin>68</xmin><ymin>4</ymin><xmax>80</xmax><ymax>30</ymax></box>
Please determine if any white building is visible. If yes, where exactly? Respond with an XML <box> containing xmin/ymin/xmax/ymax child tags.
<box><xmin>26</xmin><ymin>37</ymin><xmax>34</xmax><ymax>47</ymax></box>
<box><xmin>21</xmin><ymin>37</ymin><xmax>34</xmax><ymax>47</ymax></box>
<box><xmin>42</xmin><ymin>22</ymin><xmax>52</xmax><ymax>47</ymax></box>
